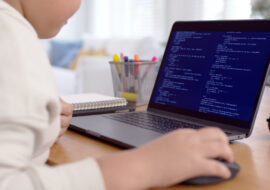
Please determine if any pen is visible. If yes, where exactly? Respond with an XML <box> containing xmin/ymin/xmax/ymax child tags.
<box><xmin>124</xmin><ymin>56</ymin><xmax>129</xmax><ymax>62</ymax></box>
<box><xmin>113</xmin><ymin>54</ymin><xmax>122</xmax><ymax>93</ymax></box>
<box><xmin>124</xmin><ymin>59</ymin><xmax>129</xmax><ymax>92</ymax></box>
<box><xmin>151</xmin><ymin>56</ymin><xmax>157</xmax><ymax>62</ymax></box>
<box><xmin>123</xmin><ymin>56</ymin><xmax>129</xmax><ymax>92</ymax></box>
<box><xmin>134</xmin><ymin>55</ymin><xmax>140</xmax><ymax>76</ymax></box>
<box><xmin>134</xmin><ymin>54</ymin><xmax>140</xmax><ymax>62</ymax></box>
<box><xmin>122</xmin><ymin>92</ymin><xmax>137</xmax><ymax>102</ymax></box>
<box><xmin>113</xmin><ymin>54</ymin><xmax>121</xmax><ymax>76</ymax></box>
<box><xmin>134</xmin><ymin>54</ymin><xmax>140</xmax><ymax>92</ymax></box>
<box><xmin>121</xmin><ymin>62</ymin><xmax>137</xmax><ymax>102</ymax></box>
<box><xmin>120</xmin><ymin>52</ymin><xmax>124</xmax><ymax>62</ymax></box>
<box><xmin>141</xmin><ymin>56</ymin><xmax>157</xmax><ymax>85</ymax></box>
<box><xmin>134</xmin><ymin>55</ymin><xmax>140</xmax><ymax>74</ymax></box>
<box><xmin>113</xmin><ymin>54</ymin><xmax>121</xmax><ymax>62</ymax></box>
<box><xmin>130</xmin><ymin>61</ymin><xmax>135</xmax><ymax>93</ymax></box>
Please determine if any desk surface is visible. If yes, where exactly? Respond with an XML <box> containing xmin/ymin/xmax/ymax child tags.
<box><xmin>49</xmin><ymin>86</ymin><xmax>270</xmax><ymax>190</ymax></box>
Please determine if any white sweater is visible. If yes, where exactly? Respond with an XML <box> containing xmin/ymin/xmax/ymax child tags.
<box><xmin>0</xmin><ymin>1</ymin><xmax>105</xmax><ymax>189</ymax></box>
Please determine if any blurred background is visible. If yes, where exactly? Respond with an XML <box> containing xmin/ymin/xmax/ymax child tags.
<box><xmin>55</xmin><ymin>0</ymin><xmax>255</xmax><ymax>41</ymax></box>
<box><xmin>47</xmin><ymin>0</ymin><xmax>270</xmax><ymax>96</ymax></box>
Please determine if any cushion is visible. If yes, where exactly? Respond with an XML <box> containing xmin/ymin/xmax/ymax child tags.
<box><xmin>50</xmin><ymin>40</ymin><xmax>83</xmax><ymax>68</ymax></box>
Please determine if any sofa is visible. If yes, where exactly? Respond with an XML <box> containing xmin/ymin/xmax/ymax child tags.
<box><xmin>45</xmin><ymin>36</ymin><xmax>164</xmax><ymax>96</ymax></box>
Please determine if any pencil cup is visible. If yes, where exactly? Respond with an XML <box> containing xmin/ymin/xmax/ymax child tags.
<box><xmin>109</xmin><ymin>61</ymin><xmax>157</xmax><ymax>105</ymax></box>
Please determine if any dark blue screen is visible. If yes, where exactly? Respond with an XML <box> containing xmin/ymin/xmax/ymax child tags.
<box><xmin>152</xmin><ymin>31</ymin><xmax>270</xmax><ymax>121</ymax></box>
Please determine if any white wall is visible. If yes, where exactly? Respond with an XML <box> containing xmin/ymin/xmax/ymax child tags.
<box><xmin>164</xmin><ymin>0</ymin><xmax>204</xmax><ymax>38</ymax></box>
<box><xmin>54</xmin><ymin>1</ymin><xmax>94</xmax><ymax>39</ymax></box>
<box><xmin>164</xmin><ymin>0</ymin><xmax>252</xmax><ymax>39</ymax></box>
<box><xmin>223</xmin><ymin>0</ymin><xmax>251</xmax><ymax>19</ymax></box>
<box><xmin>54</xmin><ymin>0</ymin><xmax>252</xmax><ymax>41</ymax></box>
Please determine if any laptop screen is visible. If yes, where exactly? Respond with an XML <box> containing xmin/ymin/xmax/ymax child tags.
<box><xmin>149</xmin><ymin>21</ymin><xmax>270</xmax><ymax>129</ymax></box>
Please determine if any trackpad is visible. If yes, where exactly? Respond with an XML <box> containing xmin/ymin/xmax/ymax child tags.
<box><xmin>70</xmin><ymin>115</ymin><xmax>162</xmax><ymax>148</ymax></box>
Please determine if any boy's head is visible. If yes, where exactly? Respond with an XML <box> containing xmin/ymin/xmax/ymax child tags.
<box><xmin>4</xmin><ymin>0</ymin><xmax>81</xmax><ymax>38</ymax></box>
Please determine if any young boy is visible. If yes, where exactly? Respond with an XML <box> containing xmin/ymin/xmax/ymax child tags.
<box><xmin>0</xmin><ymin>0</ymin><xmax>234</xmax><ymax>189</ymax></box>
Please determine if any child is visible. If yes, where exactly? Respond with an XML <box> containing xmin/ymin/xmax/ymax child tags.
<box><xmin>0</xmin><ymin>0</ymin><xmax>234</xmax><ymax>189</ymax></box>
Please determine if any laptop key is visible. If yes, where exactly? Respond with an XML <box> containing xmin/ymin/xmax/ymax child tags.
<box><xmin>104</xmin><ymin>112</ymin><xmax>202</xmax><ymax>134</ymax></box>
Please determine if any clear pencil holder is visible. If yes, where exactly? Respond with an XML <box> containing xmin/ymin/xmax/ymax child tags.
<box><xmin>109</xmin><ymin>61</ymin><xmax>157</xmax><ymax>105</ymax></box>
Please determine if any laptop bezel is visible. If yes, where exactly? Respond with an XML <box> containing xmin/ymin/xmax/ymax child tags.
<box><xmin>148</xmin><ymin>20</ymin><xmax>270</xmax><ymax>136</ymax></box>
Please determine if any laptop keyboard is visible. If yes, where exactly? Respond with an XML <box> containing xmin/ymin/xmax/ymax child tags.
<box><xmin>104</xmin><ymin>112</ymin><xmax>203</xmax><ymax>134</ymax></box>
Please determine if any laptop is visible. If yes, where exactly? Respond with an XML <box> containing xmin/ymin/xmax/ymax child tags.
<box><xmin>70</xmin><ymin>20</ymin><xmax>270</xmax><ymax>148</ymax></box>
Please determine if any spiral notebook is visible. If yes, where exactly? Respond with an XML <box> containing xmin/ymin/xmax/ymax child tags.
<box><xmin>61</xmin><ymin>93</ymin><xmax>134</xmax><ymax>116</ymax></box>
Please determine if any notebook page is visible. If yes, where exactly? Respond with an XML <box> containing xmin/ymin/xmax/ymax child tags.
<box><xmin>61</xmin><ymin>93</ymin><xmax>127</xmax><ymax>110</ymax></box>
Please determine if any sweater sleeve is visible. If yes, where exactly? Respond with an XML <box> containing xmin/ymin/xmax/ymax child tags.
<box><xmin>0</xmin><ymin>3</ymin><xmax>106</xmax><ymax>189</ymax></box>
<box><xmin>0</xmin><ymin>124</ymin><xmax>105</xmax><ymax>190</ymax></box>
<box><xmin>0</xmin><ymin>102</ymin><xmax>106</xmax><ymax>190</ymax></box>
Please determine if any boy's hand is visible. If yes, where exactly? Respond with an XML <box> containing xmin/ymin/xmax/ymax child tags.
<box><xmin>135</xmin><ymin>127</ymin><xmax>233</xmax><ymax>188</ymax></box>
<box><xmin>57</xmin><ymin>98</ymin><xmax>73</xmax><ymax>141</ymax></box>
<box><xmin>97</xmin><ymin>127</ymin><xmax>234</xmax><ymax>190</ymax></box>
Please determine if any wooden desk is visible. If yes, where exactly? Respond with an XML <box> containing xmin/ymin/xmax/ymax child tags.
<box><xmin>49</xmin><ymin>87</ymin><xmax>270</xmax><ymax>190</ymax></box>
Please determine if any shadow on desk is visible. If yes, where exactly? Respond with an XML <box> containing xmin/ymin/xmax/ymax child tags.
<box><xmin>48</xmin><ymin>130</ymin><xmax>120</xmax><ymax>165</ymax></box>
<box><xmin>155</xmin><ymin>143</ymin><xmax>258</xmax><ymax>190</ymax></box>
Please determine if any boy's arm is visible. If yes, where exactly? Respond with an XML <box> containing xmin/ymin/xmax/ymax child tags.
<box><xmin>0</xmin><ymin>117</ymin><xmax>233</xmax><ymax>190</ymax></box>
<box><xmin>0</xmin><ymin>123</ymin><xmax>105</xmax><ymax>190</ymax></box>
<box><xmin>97</xmin><ymin>128</ymin><xmax>233</xmax><ymax>190</ymax></box>
<box><xmin>0</xmin><ymin>18</ymin><xmax>105</xmax><ymax>189</ymax></box>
